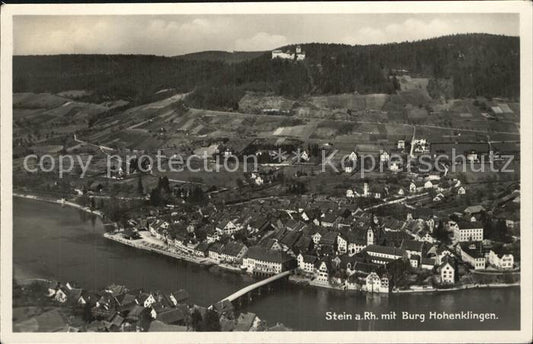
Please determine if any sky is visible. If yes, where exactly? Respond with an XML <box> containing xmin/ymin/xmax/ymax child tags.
<box><xmin>13</xmin><ymin>13</ymin><xmax>519</xmax><ymax>56</ymax></box>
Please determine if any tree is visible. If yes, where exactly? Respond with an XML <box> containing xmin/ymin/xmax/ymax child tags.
<box><xmin>386</xmin><ymin>258</ymin><xmax>412</xmax><ymax>289</ymax></box>
<box><xmin>191</xmin><ymin>308</ymin><xmax>203</xmax><ymax>331</ymax></box>
<box><xmin>392</xmin><ymin>76</ymin><xmax>401</xmax><ymax>91</ymax></box>
<box><xmin>150</xmin><ymin>187</ymin><xmax>163</xmax><ymax>207</ymax></box>
<box><xmin>189</xmin><ymin>186</ymin><xmax>207</xmax><ymax>205</ymax></box>
<box><xmin>137</xmin><ymin>175</ymin><xmax>144</xmax><ymax>195</ymax></box>
<box><xmin>195</xmin><ymin>228</ymin><xmax>207</xmax><ymax>242</ymax></box>
<box><xmin>493</xmin><ymin>219</ymin><xmax>510</xmax><ymax>242</ymax></box>
<box><xmin>160</xmin><ymin>176</ymin><xmax>171</xmax><ymax>193</ymax></box>
<box><xmin>434</xmin><ymin>222</ymin><xmax>451</xmax><ymax>244</ymax></box>
<box><xmin>202</xmin><ymin>309</ymin><xmax>221</xmax><ymax>331</ymax></box>
<box><xmin>106</xmin><ymin>197</ymin><xmax>125</xmax><ymax>222</ymax></box>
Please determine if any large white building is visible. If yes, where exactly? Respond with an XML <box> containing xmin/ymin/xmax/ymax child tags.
<box><xmin>487</xmin><ymin>250</ymin><xmax>514</xmax><ymax>270</ymax></box>
<box><xmin>242</xmin><ymin>246</ymin><xmax>295</xmax><ymax>275</ymax></box>
<box><xmin>364</xmin><ymin>245</ymin><xmax>406</xmax><ymax>265</ymax></box>
<box><xmin>450</xmin><ymin>220</ymin><xmax>483</xmax><ymax>242</ymax></box>
<box><xmin>438</xmin><ymin>260</ymin><xmax>455</xmax><ymax>284</ymax></box>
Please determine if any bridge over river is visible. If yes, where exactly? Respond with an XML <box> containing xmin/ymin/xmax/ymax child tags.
<box><xmin>218</xmin><ymin>270</ymin><xmax>292</xmax><ymax>304</ymax></box>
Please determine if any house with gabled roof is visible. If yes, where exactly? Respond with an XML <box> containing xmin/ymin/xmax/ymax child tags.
<box><xmin>420</xmin><ymin>257</ymin><xmax>436</xmax><ymax>270</ymax></box>
<box><xmin>318</xmin><ymin>231</ymin><xmax>338</xmax><ymax>252</ymax></box>
<box><xmin>297</xmin><ymin>253</ymin><xmax>318</xmax><ymax>274</ymax></box>
<box><xmin>310</xmin><ymin>227</ymin><xmax>326</xmax><ymax>245</ymax></box>
<box><xmin>220</xmin><ymin>241</ymin><xmax>248</xmax><ymax>263</ymax></box>
<box><xmin>234</xmin><ymin>312</ymin><xmax>259</xmax><ymax>332</ymax></box>
<box><xmin>279</xmin><ymin>230</ymin><xmax>302</xmax><ymax>252</ymax></box>
<box><xmin>216</xmin><ymin>216</ymin><xmax>242</xmax><ymax>235</ymax></box>
<box><xmin>157</xmin><ymin>307</ymin><xmax>187</xmax><ymax>325</ymax></box>
<box><xmin>316</xmin><ymin>259</ymin><xmax>333</xmax><ymax>283</ymax></box>
<box><xmin>317</xmin><ymin>213</ymin><xmax>339</xmax><ymax>228</ymax></box>
<box><xmin>456</xmin><ymin>241</ymin><xmax>486</xmax><ymax>270</ymax></box>
<box><xmin>414</xmin><ymin>229</ymin><xmax>435</xmax><ymax>243</ymax></box>
<box><xmin>208</xmin><ymin>242</ymin><xmax>225</xmax><ymax>263</ymax></box>
<box><xmin>383</xmin><ymin>229</ymin><xmax>413</xmax><ymax>247</ymax></box>
<box><xmin>400</xmin><ymin>239</ymin><xmax>429</xmax><ymax>258</ymax></box>
<box><xmin>337</xmin><ymin>229</ymin><xmax>373</xmax><ymax>256</ymax></box>
<box><xmin>487</xmin><ymin>250</ymin><xmax>514</xmax><ymax>270</ymax></box>
<box><xmin>362</xmin><ymin>272</ymin><xmax>389</xmax><ymax>293</ymax></box>
<box><xmin>293</xmin><ymin>234</ymin><xmax>313</xmax><ymax>254</ymax></box>
<box><xmin>169</xmin><ymin>289</ymin><xmax>189</xmax><ymax>306</ymax></box>
<box><xmin>438</xmin><ymin>258</ymin><xmax>455</xmax><ymax>284</ymax></box>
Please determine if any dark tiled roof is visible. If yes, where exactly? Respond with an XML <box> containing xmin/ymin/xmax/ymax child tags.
<box><xmin>195</xmin><ymin>242</ymin><xmax>210</xmax><ymax>252</ymax></box>
<box><xmin>172</xmin><ymin>289</ymin><xmax>189</xmax><ymax>303</ymax></box>
<box><xmin>365</xmin><ymin>245</ymin><xmax>406</xmax><ymax>257</ymax></box>
<box><xmin>221</xmin><ymin>241</ymin><xmax>247</xmax><ymax>257</ymax></box>
<box><xmin>301</xmin><ymin>254</ymin><xmax>318</xmax><ymax>264</ymax></box>
<box><xmin>339</xmin><ymin>229</ymin><xmax>367</xmax><ymax>245</ymax></box>
<box><xmin>294</xmin><ymin>235</ymin><xmax>313</xmax><ymax>252</ymax></box>
<box><xmin>383</xmin><ymin>230</ymin><xmax>412</xmax><ymax>245</ymax></box>
<box><xmin>209</xmin><ymin>242</ymin><xmax>224</xmax><ymax>254</ymax></box>
<box><xmin>319</xmin><ymin>231</ymin><xmax>338</xmax><ymax>245</ymax></box>
<box><xmin>157</xmin><ymin>308</ymin><xmax>186</xmax><ymax>324</ymax></box>
<box><xmin>352</xmin><ymin>261</ymin><xmax>381</xmax><ymax>274</ymax></box>
<box><xmin>421</xmin><ymin>257</ymin><xmax>435</xmax><ymax>265</ymax></box>
<box><xmin>459</xmin><ymin>241</ymin><xmax>485</xmax><ymax>258</ymax></box>
<box><xmin>401</xmin><ymin>239</ymin><xmax>426</xmax><ymax>252</ymax></box>
<box><xmin>280</xmin><ymin>230</ymin><xmax>301</xmax><ymax>248</ymax></box>
<box><xmin>245</xmin><ymin>246</ymin><xmax>294</xmax><ymax>264</ymax></box>
<box><xmin>456</xmin><ymin>221</ymin><xmax>483</xmax><ymax>230</ymax></box>
<box><xmin>234</xmin><ymin>312</ymin><xmax>257</xmax><ymax>331</ymax></box>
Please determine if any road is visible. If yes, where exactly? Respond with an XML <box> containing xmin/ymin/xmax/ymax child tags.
<box><xmin>410</xmin><ymin>125</ymin><xmax>416</xmax><ymax>157</ymax></box>
<box><xmin>363</xmin><ymin>192</ymin><xmax>429</xmax><ymax>211</ymax></box>
<box><xmin>73</xmin><ymin>134</ymin><xmax>115</xmax><ymax>152</ymax></box>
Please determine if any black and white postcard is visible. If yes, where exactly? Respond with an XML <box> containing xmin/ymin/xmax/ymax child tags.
<box><xmin>1</xmin><ymin>2</ymin><xmax>532</xmax><ymax>343</ymax></box>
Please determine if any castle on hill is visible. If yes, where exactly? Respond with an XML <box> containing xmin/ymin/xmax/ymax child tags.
<box><xmin>271</xmin><ymin>45</ymin><xmax>305</xmax><ymax>61</ymax></box>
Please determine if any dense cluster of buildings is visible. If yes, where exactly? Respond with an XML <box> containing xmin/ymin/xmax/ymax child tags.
<box><xmin>19</xmin><ymin>280</ymin><xmax>270</xmax><ymax>332</ymax></box>
<box><xmin>133</xmin><ymin>181</ymin><xmax>518</xmax><ymax>293</ymax></box>
<box><xmin>43</xmin><ymin>281</ymin><xmax>194</xmax><ymax>332</ymax></box>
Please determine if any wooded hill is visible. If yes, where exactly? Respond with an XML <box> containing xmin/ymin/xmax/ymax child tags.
<box><xmin>14</xmin><ymin>33</ymin><xmax>519</xmax><ymax>110</ymax></box>
<box><xmin>174</xmin><ymin>50</ymin><xmax>265</xmax><ymax>64</ymax></box>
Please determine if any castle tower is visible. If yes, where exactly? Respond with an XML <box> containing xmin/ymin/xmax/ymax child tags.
<box><xmin>296</xmin><ymin>45</ymin><xmax>302</xmax><ymax>54</ymax></box>
<box><xmin>363</xmin><ymin>182</ymin><xmax>369</xmax><ymax>197</ymax></box>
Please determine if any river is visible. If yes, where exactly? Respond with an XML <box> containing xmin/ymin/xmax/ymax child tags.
<box><xmin>13</xmin><ymin>197</ymin><xmax>520</xmax><ymax>331</ymax></box>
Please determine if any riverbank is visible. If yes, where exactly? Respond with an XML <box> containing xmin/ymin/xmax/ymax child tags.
<box><xmin>295</xmin><ymin>275</ymin><xmax>520</xmax><ymax>294</ymax></box>
<box><xmin>13</xmin><ymin>194</ymin><xmax>521</xmax><ymax>296</ymax></box>
<box><xmin>13</xmin><ymin>193</ymin><xmax>244</xmax><ymax>275</ymax></box>
<box><xmin>13</xmin><ymin>192</ymin><xmax>104</xmax><ymax>217</ymax></box>
<box><xmin>13</xmin><ymin>264</ymin><xmax>51</xmax><ymax>285</ymax></box>
<box><xmin>103</xmin><ymin>231</ymin><xmax>245</xmax><ymax>275</ymax></box>
<box><xmin>13</xmin><ymin>196</ymin><xmax>522</xmax><ymax>331</ymax></box>
<box><xmin>392</xmin><ymin>282</ymin><xmax>521</xmax><ymax>294</ymax></box>
<box><xmin>103</xmin><ymin>231</ymin><xmax>214</xmax><ymax>266</ymax></box>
